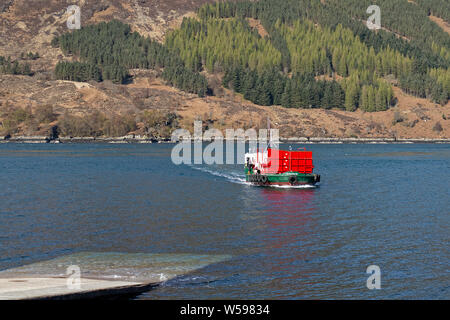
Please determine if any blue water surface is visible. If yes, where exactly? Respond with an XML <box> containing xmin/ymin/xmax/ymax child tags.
<box><xmin>0</xmin><ymin>143</ymin><xmax>448</xmax><ymax>299</ymax></box>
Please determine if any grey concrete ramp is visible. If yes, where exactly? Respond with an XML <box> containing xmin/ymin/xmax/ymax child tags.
<box><xmin>0</xmin><ymin>277</ymin><xmax>152</xmax><ymax>300</ymax></box>
<box><xmin>0</xmin><ymin>252</ymin><xmax>230</xmax><ymax>300</ymax></box>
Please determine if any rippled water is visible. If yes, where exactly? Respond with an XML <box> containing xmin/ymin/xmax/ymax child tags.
<box><xmin>0</xmin><ymin>143</ymin><xmax>448</xmax><ymax>299</ymax></box>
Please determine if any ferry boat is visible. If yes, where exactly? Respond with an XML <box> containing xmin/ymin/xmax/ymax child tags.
<box><xmin>245</xmin><ymin>147</ymin><xmax>320</xmax><ymax>186</ymax></box>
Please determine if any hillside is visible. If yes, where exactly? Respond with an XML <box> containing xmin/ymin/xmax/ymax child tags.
<box><xmin>0</xmin><ymin>0</ymin><xmax>449</xmax><ymax>140</ymax></box>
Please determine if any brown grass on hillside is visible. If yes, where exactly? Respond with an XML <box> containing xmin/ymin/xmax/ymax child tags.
<box><xmin>1</xmin><ymin>71</ymin><xmax>449</xmax><ymax>139</ymax></box>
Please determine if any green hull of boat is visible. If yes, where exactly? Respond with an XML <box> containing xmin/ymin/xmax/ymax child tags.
<box><xmin>245</xmin><ymin>172</ymin><xmax>320</xmax><ymax>186</ymax></box>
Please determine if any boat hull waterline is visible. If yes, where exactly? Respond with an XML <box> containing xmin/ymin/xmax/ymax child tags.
<box><xmin>245</xmin><ymin>172</ymin><xmax>320</xmax><ymax>187</ymax></box>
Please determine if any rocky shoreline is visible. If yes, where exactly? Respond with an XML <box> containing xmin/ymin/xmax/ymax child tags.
<box><xmin>2</xmin><ymin>136</ymin><xmax>450</xmax><ymax>144</ymax></box>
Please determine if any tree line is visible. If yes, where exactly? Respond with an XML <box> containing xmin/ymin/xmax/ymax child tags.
<box><xmin>198</xmin><ymin>0</ymin><xmax>450</xmax><ymax>70</ymax></box>
<box><xmin>165</xmin><ymin>17</ymin><xmax>282</xmax><ymax>73</ymax></box>
<box><xmin>20</xmin><ymin>52</ymin><xmax>40</xmax><ymax>60</ymax></box>
<box><xmin>0</xmin><ymin>56</ymin><xmax>32</xmax><ymax>76</ymax></box>
<box><xmin>52</xmin><ymin>20</ymin><xmax>208</xmax><ymax>96</ymax></box>
<box><xmin>193</xmin><ymin>0</ymin><xmax>448</xmax><ymax>107</ymax></box>
<box><xmin>222</xmin><ymin>66</ymin><xmax>346</xmax><ymax>109</ymax></box>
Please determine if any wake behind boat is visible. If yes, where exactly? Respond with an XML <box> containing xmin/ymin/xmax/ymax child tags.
<box><xmin>245</xmin><ymin>148</ymin><xmax>320</xmax><ymax>187</ymax></box>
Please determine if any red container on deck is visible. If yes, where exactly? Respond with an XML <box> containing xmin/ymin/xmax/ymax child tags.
<box><xmin>263</xmin><ymin>148</ymin><xmax>314</xmax><ymax>174</ymax></box>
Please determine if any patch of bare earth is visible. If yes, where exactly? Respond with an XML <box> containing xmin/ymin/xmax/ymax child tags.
<box><xmin>247</xmin><ymin>18</ymin><xmax>269</xmax><ymax>38</ymax></box>
<box><xmin>315</xmin><ymin>74</ymin><xmax>343</xmax><ymax>81</ymax></box>
<box><xmin>429</xmin><ymin>15</ymin><xmax>450</xmax><ymax>35</ymax></box>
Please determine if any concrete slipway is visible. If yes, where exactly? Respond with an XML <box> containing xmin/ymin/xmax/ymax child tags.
<box><xmin>0</xmin><ymin>252</ymin><xmax>230</xmax><ymax>300</ymax></box>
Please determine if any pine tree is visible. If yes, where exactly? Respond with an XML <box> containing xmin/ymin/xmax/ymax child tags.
<box><xmin>281</xmin><ymin>80</ymin><xmax>292</xmax><ymax>108</ymax></box>
<box><xmin>345</xmin><ymin>84</ymin><xmax>359</xmax><ymax>112</ymax></box>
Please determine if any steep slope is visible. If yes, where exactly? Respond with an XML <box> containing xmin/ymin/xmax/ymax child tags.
<box><xmin>0</xmin><ymin>0</ymin><xmax>216</xmax><ymax>70</ymax></box>
<box><xmin>0</xmin><ymin>0</ymin><xmax>449</xmax><ymax>139</ymax></box>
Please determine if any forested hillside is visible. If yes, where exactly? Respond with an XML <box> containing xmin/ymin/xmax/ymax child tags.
<box><xmin>47</xmin><ymin>0</ymin><xmax>450</xmax><ymax>111</ymax></box>
<box><xmin>1</xmin><ymin>0</ymin><xmax>449</xmax><ymax>139</ymax></box>
<box><xmin>52</xmin><ymin>21</ymin><xmax>208</xmax><ymax>96</ymax></box>
<box><xmin>191</xmin><ymin>0</ymin><xmax>450</xmax><ymax>109</ymax></box>
<box><xmin>404</xmin><ymin>0</ymin><xmax>450</xmax><ymax>31</ymax></box>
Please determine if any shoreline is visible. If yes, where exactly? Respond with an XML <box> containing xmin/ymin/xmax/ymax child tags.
<box><xmin>1</xmin><ymin>136</ymin><xmax>450</xmax><ymax>144</ymax></box>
